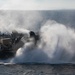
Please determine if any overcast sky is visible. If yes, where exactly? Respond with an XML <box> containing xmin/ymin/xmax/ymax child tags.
<box><xmin>0</xmin><ymin>0</ymin><xmax>75</xmax><ymax>10</ymax></box>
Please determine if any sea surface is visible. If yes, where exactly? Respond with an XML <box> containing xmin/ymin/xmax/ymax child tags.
<box><xmin>0</xmin><ymin>64</ymin><xmax>75</xmax><ymax>75</ymax></box>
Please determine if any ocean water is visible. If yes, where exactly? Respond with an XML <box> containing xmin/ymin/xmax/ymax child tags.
<box><xmin>0</xmin><ymin>64</ymin><xmax>75</xmax><ymax>75</ymax></box>
<box><xmin>0</xmin><ymin>10</ymin><xmax>75</xmax><ymax>74</ymax></box>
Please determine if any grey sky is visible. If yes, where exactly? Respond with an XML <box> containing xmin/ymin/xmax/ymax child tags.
<box><xmin>0</xmin><ymin>0</ymin><xmax>75</xmax><ymax>10</ymax></box>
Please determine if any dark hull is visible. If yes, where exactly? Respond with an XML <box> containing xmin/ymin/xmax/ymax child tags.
<box><xmin>0</xmin><ymin>50</ymin><xmax>15</xmax><ymax>60</ymax></box>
